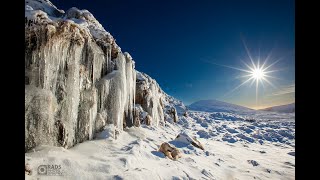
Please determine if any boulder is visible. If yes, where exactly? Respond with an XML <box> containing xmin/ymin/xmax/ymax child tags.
<box><xmin>175</xmin><ymin>131</ymin><xmax>205</xmax><ymax>150</ymax></box>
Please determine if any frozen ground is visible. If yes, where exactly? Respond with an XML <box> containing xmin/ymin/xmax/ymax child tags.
<box><xmin>25</xmin><ymin>110</ymin><xmax>294</xmax><ymax>180</ymax></box>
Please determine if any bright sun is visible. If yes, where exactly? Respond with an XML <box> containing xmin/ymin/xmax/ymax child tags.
<box><xmin>212</xmin><ymin>43</ymin><xmax>280</xmax><ymax>104</ymax></box>
<box><xmin>220</xmin><ymin>58</ymin><xmax>279</xmax><ymax>105</ymax></box>
<box><xmin>204</xmin><ymin>39</ymin><xmax>280</xmax><ymax>105</ymax></box>
<box><xmin>251</xmin><ymin>68</ymin><xmax>265</xmax><ymax>80</ymax></box>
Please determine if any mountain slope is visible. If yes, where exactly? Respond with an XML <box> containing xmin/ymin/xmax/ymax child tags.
<box><xmin>260</xmin><ymin>103</ymin><xmax>295</xmax><ymax>113</ymax></box>
<box><xmin>188</xmin><ymin>99</ymin><xmax>254</xmax><ymax>113</ymax></box>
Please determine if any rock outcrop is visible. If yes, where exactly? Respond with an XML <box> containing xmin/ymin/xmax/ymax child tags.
<box><xmin>135</xmin><ymin>71</ymin><xmax>165</xmax><ymax>126</ymax></box>
<box><xmin>135</xmin><ymin>71</ymin><xmax>188</xmax><ymax>126</ymax></box>
<box><xmin>175</xmin><ymin>132</ymin><xmax>205</xmax><ymax>150</ymax></box>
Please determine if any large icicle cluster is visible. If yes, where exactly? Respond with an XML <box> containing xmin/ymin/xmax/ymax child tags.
<box><xmin>25</xmin><ymin>0</ymin><xmax>135</xmax><ymax>151</ymax></box>
<box><xmin>25</xmin><ymin>0</ymin><xmax>187</xmax><ymax>152</ymax></box>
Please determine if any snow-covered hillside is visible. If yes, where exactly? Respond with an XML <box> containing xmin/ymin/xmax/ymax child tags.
<box><xmin>188</xmin><ymin>99</ymin><xmax>254</xmax><ymax>113</ymax></box>
<box><xmin>26</xmin><ymin>110</ymin><xmax>295</xmax><ymax>179</ymax></box>
<box><xmin>260</xmin><ymin>103</ymin><xmax>295</xmax><ymax>113</ymax></box>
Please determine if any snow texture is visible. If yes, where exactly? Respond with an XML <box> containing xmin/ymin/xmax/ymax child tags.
<box><xmin>26</xmin><ymin>109</ymin><xmax>295</xmax><ymax>180</ymax></box>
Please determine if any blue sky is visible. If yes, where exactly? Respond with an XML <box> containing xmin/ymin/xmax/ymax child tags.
<box><xmin>51</xmin><ymin>0</ymin><xmax>295</xmax><ymax>109</ymax></box>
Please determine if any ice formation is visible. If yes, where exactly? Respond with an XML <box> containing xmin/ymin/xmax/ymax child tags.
<box><xmin>25</xmin><ymin>0</ymin><xmax>134</xmax><ymax>151</ymax></box>
<box><xmin>25</xmin><ymin>0</ymin><xmax>186</xmax><ymax>151</ymax></box>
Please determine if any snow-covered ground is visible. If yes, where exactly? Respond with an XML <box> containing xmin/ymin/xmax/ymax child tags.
<box><xmin>25</xmin><ymin>110</ymin><xmax>295</xmax><ymax>180</ymax></box>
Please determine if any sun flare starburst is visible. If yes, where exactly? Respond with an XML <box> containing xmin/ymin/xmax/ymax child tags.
<box><xmin>238</xmin><ymin>59</ymin><xmax>279</xmax><ymax>103</ymax></box>
<box><xmin>204</xmin><ymin>42</ymin><xmax>281</xmax><ymax>105</ymax></box>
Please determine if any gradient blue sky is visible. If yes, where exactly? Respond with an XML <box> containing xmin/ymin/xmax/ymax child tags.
<box><xmin>51</xmin><ymin>0</ymin><xmax>295</xmax><ymax>109</ymax></box>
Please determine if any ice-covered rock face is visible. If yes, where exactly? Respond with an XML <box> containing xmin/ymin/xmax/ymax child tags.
<box><xmin>97</xmin><ymin>53</ymin><xmax>136</xmax><ymax>129</ymax></box>
<box><xmin>25</xmin><ymin>0</ymin><xmax>136</xmax><ymax>151</ymax></box>
<box><xmin>25</xmin><ymin>0</ymin><xmax>187</xmax><ymax>152</ymax></box>
<box><xmin>135</xmin><ymin>71</ymin><xmax>165</xmax><ymax>126</ymax></box>
<box><xmin>135</xmin><ymin>71</ymin><xmax>187</xmax><ymax>126</ymax></box>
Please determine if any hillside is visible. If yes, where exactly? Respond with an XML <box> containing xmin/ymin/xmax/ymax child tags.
<box><xmin>260</xmin><ymin>103</ymin><xmax>295</xmax><ymax>113</ymax></box>
<box><xmin>188</xmin><ymin>99</ymin><xmax>254</xmax><ymax>113</ymax></box>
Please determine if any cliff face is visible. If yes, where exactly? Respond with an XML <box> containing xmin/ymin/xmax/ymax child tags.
<box><xmin>25</xmin><ymin>0</ymin><xmax>135</xmax><ymax>151</ymax></box>
<box><xmin>135</xmin><ymin>72</ymin><xmax>187</xmax><ymax>126</ymax></box>
<box><xmin>135</xmin><ymin>72</ymin><xmax>165</xmax><ymax>126</ymax></box>
<box><xmin>25</xmin><ymin>0</ymin><xmax>186</xmax><ymax>152</ymax></box>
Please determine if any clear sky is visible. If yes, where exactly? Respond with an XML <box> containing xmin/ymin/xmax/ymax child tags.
<box><xmin>51</xmin><ymin>0</ymin><xmax>295</xmax><ymax>109</ymax></box>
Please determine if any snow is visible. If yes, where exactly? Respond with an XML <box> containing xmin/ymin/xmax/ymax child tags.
<box><xmin>95</xmin><ymin>124</ymin><xmax>119</xmax><ymax>140</ymax></box>
<box><xmin>136</xmin><ymin>71</ymin><xmax>146</xmax><ymax>81</ymax></box>
<box><xmin>25</xmin><ymin>0</ymin><xmax>65</xmax><ymax>17</ymax></box>
<box><xmin>25</xmin><ymin>0</ymin><xmax>121</xmax><ymax>55</ymax></box>
<box><xmin>25</xmin><ymin>5</ymin><xmax>33</xmax><ymax>11</ymax></box>
<box><xmin>189</xmin><ymin>100</ymin><xmax>295</xmax><ymax>122</ymax></box>
<box><xmin>26</xmin><ymin>109</ymin><xmax>294</xmax><ymax>179</ymax></box>
<box><xmin>64</xmin><ymin>7</ymin><xmax>113</xmax><ymax>41</ymax></box>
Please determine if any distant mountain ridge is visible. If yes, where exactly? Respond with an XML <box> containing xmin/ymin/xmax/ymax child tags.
<box><xmin>188</xmin><ymin>99</ymin><xmax>254</xmax><ymax>113</ymax></box>
<box><xmin>259</xmin><ymin>103</ymin><xmax>295</xmax><ymax>113</ymax></box>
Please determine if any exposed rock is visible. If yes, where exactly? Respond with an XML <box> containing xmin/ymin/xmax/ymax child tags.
<box><xmin>133</xmin><ymin>104</ymin><xmax>148</xmax><ymax>125</ymax></box>
<box><xmin>135</xmin><ymin>72</ymin><xmax>165</xmax><ymax>126</ymax></box>
<box><xmin>25</xmin><ymin>163</ymin><xmax>32</xmax><ymax>175</ymax></box>
<box><xmin>168</xmin><ymin>107</ymin><xmax>178</xmax><ymax>123</ymax></box>
<box><xmin>135</xmin><ymin>71</ymin><xmax>187</xmax><ymax>126</ymax></box>
<box><xmin>133</xmin><ymin>106</ymin><xmax>141</xmax><ymax>127</ymax></box>
<box><xmin>94</xmin><ymin>112</ymin><xmax>106</xmax><ymax>133</ymax></box>
<box><xmin>171</xmin><ymin>148</ymin><xmax>183</xmax><ymax>160</ymax></box>
<box><xmin>247</xmin><ymin>160</ymin><xmax>260</xmax><ymax>166</ymax></box>
<box><xmin>159</xmin><ymin>142</ymin><xmax>182</xmax><ymax>160</ymax></box>
<box><xmin>287</xmin><ymin>151</ymin><xmax>295</xmax><ymax>156</ymax></box>
<box><xmin>145</xmin><ymin>115</ymin><xmax>152</xmax><ymax>126</ymax></box>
